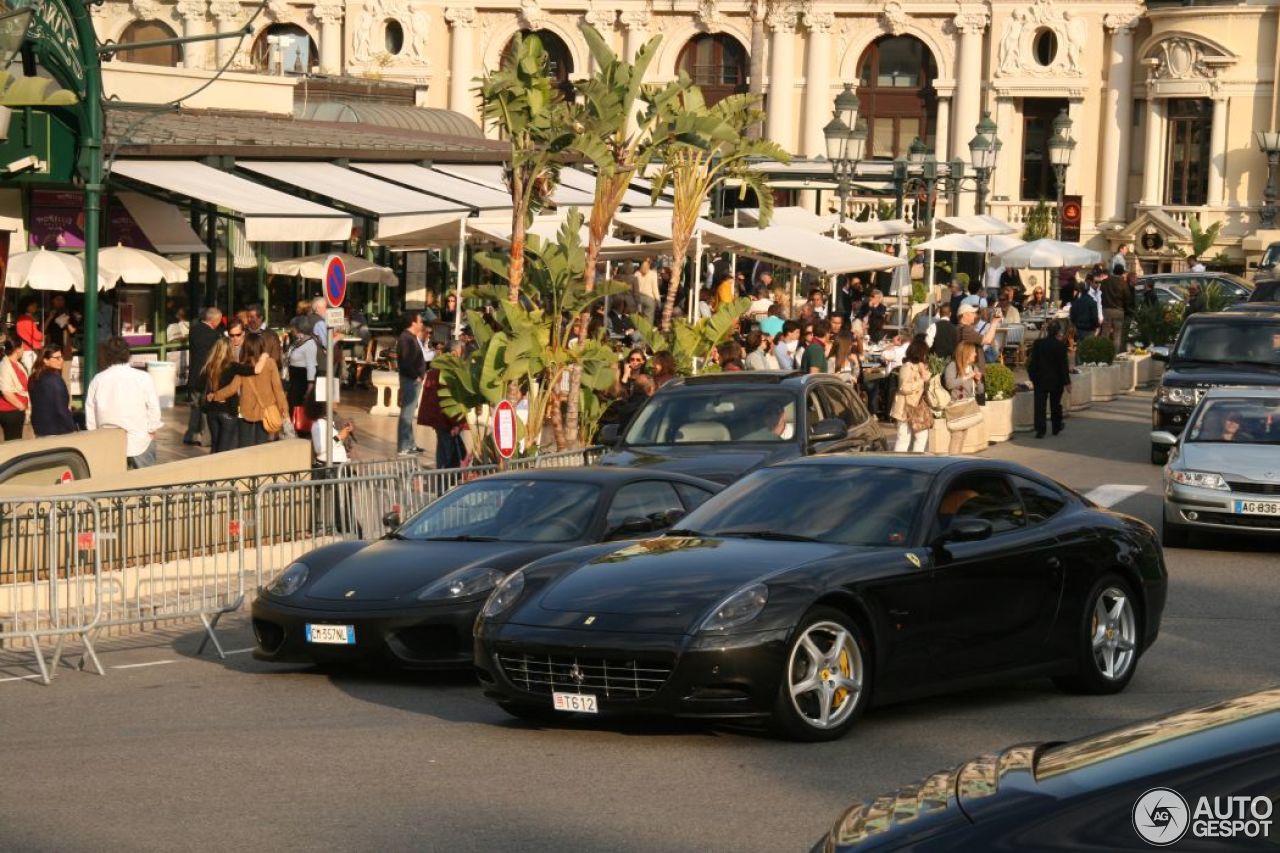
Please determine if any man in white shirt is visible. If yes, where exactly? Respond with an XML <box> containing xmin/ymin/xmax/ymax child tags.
<box><xmin>984</xmin><ymin>261</ymin><xmax>1005</xmax><ymax>297</ymax></box>
<box><xmin>1189</xmin><ymin>255</ymin><xmax>1207</xmax><ymax>273</ymax></box>
<box><xmin>85</xmin><ymin>337</ymin><xmax>163</xmax><ymax>468</ymax></box>
<box><xmin>1109</xmin><ymin>244</ymin><xmax>1130</xmax><ymax>274</ymax></box>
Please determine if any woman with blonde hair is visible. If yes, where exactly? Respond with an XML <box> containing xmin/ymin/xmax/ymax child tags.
<box><xmin>208</xmin><ymin>333</ymin><xmax>286</xmax><ymax>448</ymax></box>
<box><xmin>943</xmin><ymin>341</ymin><xmax>984</xmax><ymax>454</ymax></box>
<box><xmin>890</xmin><ymin>336</ymin><xmax>933</xmax><ymax>451</ymax></box>
<box><xmin>827</xmin><ymin>331</ymin><xmax>862</xmax><ymax>383</ymax></box>
<box><xmin>201</xmin><ymin>338</ymin><xmax>241</xmax><ymax>453</ymax></box>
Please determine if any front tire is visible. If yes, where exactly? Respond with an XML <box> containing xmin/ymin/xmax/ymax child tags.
<box><xmin>1054</xmin><ymin>574</ymin><xmax>1140</xmax><ymax>695</ymax></box>
<box><xmin>771</xmin><ymin>607</ymin><xmax>871</xmax><ymax>742</ymax></box>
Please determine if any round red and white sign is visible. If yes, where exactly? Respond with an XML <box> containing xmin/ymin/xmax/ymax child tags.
<box><xmin>493</xmin><ymin>400</ymin><xmax>517</xmax><ymax>459</ymax></box>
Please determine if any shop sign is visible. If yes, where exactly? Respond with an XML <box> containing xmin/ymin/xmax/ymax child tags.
<box><xmin>28</xmin><ymin>189</ymin><xmax>155</xmax><ymax>251</ymax></box>
<box><xmin>8</xmin><ymin>0</ymin><xmax>86</xmax><ymax>98</ymax></box>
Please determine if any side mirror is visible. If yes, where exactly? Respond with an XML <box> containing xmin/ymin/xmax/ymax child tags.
<box><xmin>607</xmin><ymin>516</ymin><xmax>653</xmax><ymax>540</ymax></box>
<box><xmin>382</xmin><ymin>511</ymin><xmax>401</xmax><ymax>530</ymax></box>
<box><xmin>809</xmin><ymin>417</ymin><xmax>847</xmax><ymax>443</ymax></box>
<box><xmin>1151</xmin><ymin>431</ymin><xmax>1179</xmax><ymax>447</ymax></box>
<box><xmin>1149</xmin><ymin>346</ymin><xmax>1170</xmax><ymax>362</ymax></box>
<box><xmin>934</xmin><ymin>518</ymin><xmax>993</xmax><ymax>548</ymax></box>
<box><xmin>598</xmin><ymin>423</ymin><xmax>621</xmax><ymax>447</ymax></box>
<box><xmin>654</xmin><ymin>508</ymin><xmax>685</xmax><ymax>529</ymax></box>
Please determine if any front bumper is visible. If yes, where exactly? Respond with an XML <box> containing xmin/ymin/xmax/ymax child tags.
<box><xmin>251</xmin><ymin>594</ymin><xmax>483</xmax><ymax>669</ymax></box>
<box><xmin>1151</xmin><ymin>400</ymin><xmax>1194</xmax><ymax>435</ymax></box>
<box><xmin>1164</xmin><ymin>482</ymin><xmax>1280</xmax><ymax>536</ymax></box>
<box><xmin>474</xmin><ymin>621</ymin><xmax>790</xmax><ymax>720</ymax></box>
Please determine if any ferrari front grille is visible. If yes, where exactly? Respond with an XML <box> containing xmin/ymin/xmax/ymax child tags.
<box><xmin>496</xmin><ymin>652</ymin><xmax>674</xmax><ymax>700</ymax></box>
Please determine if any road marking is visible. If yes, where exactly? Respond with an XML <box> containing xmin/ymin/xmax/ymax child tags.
<box><xmin>224</xmin><ymin>648</ymin><xmax>256</xmax><ymax>656</ymax></box>
<box><xmin>1084</xmin><ymin>484</ymin><xmax>1149</xmax><ymax>508</ymax></box>
<box><xmin>0</xmin><ymin>674</ymin><xmax>42</xmax><ymax>683</ymax></box>
<box><xmin>111</xmin><ymin>660</ymin><xmax>177</xmax><ymax>670</ymax></box>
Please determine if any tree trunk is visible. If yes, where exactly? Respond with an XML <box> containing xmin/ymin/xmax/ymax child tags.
<box><xmin>547</xmin><ymin>389</ymin><xmax>567</xmax><ymax>450</ymax></box>
<box><xmin>563</xmin><ymin>363</ymin><xmax>583</xmax><ymax>448</ymax></box>
<box><xmin>508</xmin><ymin>171</ymin><xmax>527</xmax><ymax>303</ymax></box>
<box><xmin>660</xmin><ymin>233</ymin><xmax>690</xmax><ymax>332</ymax></box>
<box><xmin>584</xmin><ymin>172</ymin><xmax>632</xmax><ymax>294</ymax></box>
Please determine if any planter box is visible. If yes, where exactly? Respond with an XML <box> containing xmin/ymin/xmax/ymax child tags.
<box><xmin>986</xmin><ymin>397</ymin><xmax>1014</xmax><ymax>442</ymax></box>
<box><xmin>1132</xmin><ymin>353</ymin><xmax>1155</xmax><ymax>386</ymax></box>
<box><xmin>1113</xmin><ymin>358</ymin><xmax>1138</xmax><ymax>394</ymax></box>
<box><xmin>1013</xmin><ymin>391</ymin><xmax>1035</xmax><ymax>432</ymax></box>
<box><xmin>1070</xmin><ymin>369</ymin><xmax>1094</xmax><ymax>410</ymax></box>
<box><xmin>370</xmin><ymin>370</ymin><xmax>401</xmax><ymax>416</ymax></box>
<box><xmin>929</xmin><ymin>411</ymin><xmax>990</xmax><ymax>453</ymax></box>
<box><xmin>1091</xmin><ymin>364</ymin><xmax>1117</xmax><ymax>402</ymax></box>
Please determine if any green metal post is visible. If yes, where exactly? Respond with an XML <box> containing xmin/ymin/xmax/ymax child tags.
<box><xmin>73</xmin><ymin>1</ymin><xmax>104</xmax><ymax>381</ymax></box>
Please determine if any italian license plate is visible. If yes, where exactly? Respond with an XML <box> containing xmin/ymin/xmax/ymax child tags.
<box><xmin>552</xmin><ymin>692</ymin><xmax>598</xmax><ymax>714</ymax></box>
<box><xmin>305</xmin><ymin>623</ymin><xmax>355</xmax><ymax>645</ymax></box>
<box><xmin>1234</xmin><ymin>500</ymin><xmax>1280</xmax><ymax>516</ymax></box>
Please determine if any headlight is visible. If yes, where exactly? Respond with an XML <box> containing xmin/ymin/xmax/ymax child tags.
<box><xmin>418</xmin><ymin>566</ymin><xmax>505</xmax><ymax>601</ymax></box>
<box><xmin>1170</xmin><ymin>470</ymin><xmax>1228</xmax><ymax>490</ymax></box>
<box><xmin>267</xmin><ymin>562</ymin><xmax>309</xmax><ymax>597</ymax></box>
<box><xmin>1157</xmin><ymin>386</ymin><xmax>1196</xmax><ymax>405</ymax></box>
<box><xmin>480</xmin><ymin>569</ymin><xmax>525</xmax><ymax>618</ymax></box>
<box><xmin>699</xmin><ymin>583</ymin><xmax>769</xmax><ymax>632</ymax></box>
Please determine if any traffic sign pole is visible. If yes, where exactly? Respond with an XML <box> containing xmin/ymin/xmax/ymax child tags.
<box><xmin>322</xmin><ymin>255</ymin><xmax>347</xmax><ymax>468</ymax></box>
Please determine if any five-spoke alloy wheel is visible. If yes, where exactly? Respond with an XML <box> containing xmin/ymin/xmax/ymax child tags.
<box><xmin>772</xmin><ymin>608</ymin><xmax>870</xmax><ymax>741</ymax></box>
<box><xmin>1055</xmin><ymin>574</ymin><xmax>1141</xmax><ymax>695</ymax></box>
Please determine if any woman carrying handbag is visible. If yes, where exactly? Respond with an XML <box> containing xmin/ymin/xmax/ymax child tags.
<box><xmin>890</xmin><ymin>337</ymin><xmax>933</xmax><ymax>452</ymax></box>
<box><xmin>943</xmin><ymin>341</ymin><xmax>985</xmax><ymax>454</ymax></box>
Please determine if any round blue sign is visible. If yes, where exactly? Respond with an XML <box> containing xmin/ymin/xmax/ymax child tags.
<box><xmin>324</xmin><ymin>255</ymin><xmax>347</xmax><ymax>308</ymax></box>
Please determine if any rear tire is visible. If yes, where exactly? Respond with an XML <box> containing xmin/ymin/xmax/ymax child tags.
<box><xmin>1150</xmin><ymin>444</ymin><xmax>1169</xmax><ymax>465</ymax></box>
<box><xmin>1054</xmin><ymin>574</ymin><xmax>1141</xmax><ymax>695</ymax></box>
<box><xmin>770</xmin><ymin>607</ymin><xmax>871</xmax><ymax>742</ymax></box>
<box><xmin>1161</xmin><ymin>516</ymin><xmax>1191</xmax><ymax>548</ymax></box>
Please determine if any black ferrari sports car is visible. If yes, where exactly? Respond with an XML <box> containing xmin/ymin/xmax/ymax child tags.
<box><xmin>252</xmin><ymin>467</ymin><xmax>720</xmax><ymax>669</ymax></box>
<box><xmin>811</xmin><ymin>687</ymin><xmax>1280</xmax><ymax>851</ymax></box>
<box><xmin>474</xmin><ymin>455</ymin><xmax>1168</xmax><ymax>740</ymax></box>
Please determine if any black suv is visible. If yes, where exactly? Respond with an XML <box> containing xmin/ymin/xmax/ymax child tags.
<box><xmin>1248</xmin><ymin>279</ymin><xmax>1280</xmax><ymax>303</ymax></box>
<box><xmin>1137</xmin><ymin>272</ymin><xmax>1254</xmax><ymax>304</ymax></box>
<box><xmin>1150</xmin><ymin>309</ymin><xmax>1280</xmax><ymax>463</ymax></box>
<box><xmin>598</xmin><ymin>371</ymin><xmax>887</xmax><ymax>484</ymax></box>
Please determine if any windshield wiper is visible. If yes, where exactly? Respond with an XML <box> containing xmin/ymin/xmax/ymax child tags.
<box><xmin>711</xmin><ymin>528</ymin><xmax>824</xmax><ymax>543</ymax></box>
<box><xmin>422</xmin><ymin>535</ymin><xmax>501</xmax><ymax>542</ymax></box>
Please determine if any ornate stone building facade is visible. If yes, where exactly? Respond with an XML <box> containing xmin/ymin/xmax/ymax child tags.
<box><xmin>91</xmin><ymin>0</ymin><xmax>1280</xmax><ymax>262</ymax></box>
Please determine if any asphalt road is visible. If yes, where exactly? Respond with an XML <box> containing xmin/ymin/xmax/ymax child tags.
<box><xmin>4</xmin><ymin>392</ymin><xmax>1278</xmax><ymax>853</ymax></box>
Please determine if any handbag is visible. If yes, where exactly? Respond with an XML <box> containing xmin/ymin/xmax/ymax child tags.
<box><xmin>291</xmin><ymin>404</ymin><xmax>313</xmax><ymax>434</ymax></box>
<box><xmin>906</xmin><ymin>398</ymin><xmax>935</xmax><ymax>432</ymax></box>
<box><xmin>945</xmin><ymin>397</ymin><xmax>984</xmax><ymax>432</ymax></box>
<box><xmin>926</xmin><ymin>373</ymin><xmax>951</xmax><ymax>411</ymax></box>
<box><xmin>247</xmin><ymin>378</ymin><xmax>284</xmax><ymax>434</ymax></box>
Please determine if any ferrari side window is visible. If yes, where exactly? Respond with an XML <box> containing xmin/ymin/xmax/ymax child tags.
<box><xmin>937</xmin><ymin>473</ymin><xmax>1025</xmax><ymax>534</ymax></box>
<box><xmin>674</xmin><ymin>483</ymin><xmax>715</xmax><ymax>512</ymax></box>
<box><xmin>1011</xmin><ymin>476</ymin><xmax>1067</xmax><ymax>524</ymax></box>
<box><xmin>607</xmin><ymin>481</ymin><xmax>684</xmax><ymax>534</ymax></box>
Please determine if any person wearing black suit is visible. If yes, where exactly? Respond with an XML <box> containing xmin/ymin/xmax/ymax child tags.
<box><xmin>183</xmin><ymin>306</ymin><xmax>224</xmax><ymax>446</ymax></box>
<box><xmin>1027</xmin><ymin>319</ymin><xmax>1071</xmax><ymax>438</ymax></box>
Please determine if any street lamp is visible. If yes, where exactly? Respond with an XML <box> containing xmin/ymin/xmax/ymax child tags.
<box><xmin>1047</xmin><ymin>109</ymin><xmax>1076</xmax><ymax>240</ymax></box>
<box><xmin>1255</xmin><ymin>130</ymin><xmax>1280</xmax><ymax>229</ymax></box>
<box><xmin>824</xmin><ymin>84</ymin><xmax>864</xmax><ymax>224</ymax></box>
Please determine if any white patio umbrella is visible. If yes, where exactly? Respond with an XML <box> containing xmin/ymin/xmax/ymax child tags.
<box><xmin>267</xmin><ymin>252</ymin><xmax>398</xmax><ymax>286</ymax></box>
<box><xmin>917</xmin><ymin>233</ymin><xmax>1025</xmax><ymax>255</ymax></box>
<box><xmin>998</xmin><ymin>239</ymin><xmax>1101</xmax><ymax>268</ymax></box>
<box><xmin>87</xmin><ymin>244</ymin><xmax>188</xmax><ymax>285</ymax></box>
<box><xmin>6</xmin><ymin>247</ymin><xmax>113</xmax><ymax>292</ymax></box>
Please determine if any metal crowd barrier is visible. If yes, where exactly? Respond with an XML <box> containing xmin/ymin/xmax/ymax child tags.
<box><xmin>0</xmin><ymin>496</ymin><xmax>104</xmax><ymax>684</ymax></box>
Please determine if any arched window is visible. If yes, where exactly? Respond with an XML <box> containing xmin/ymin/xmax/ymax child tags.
<box><xmin>856</xmin><ymin>36</ymin><xmax>937</xmax><ymax>159</ymax></box>
<box><xmin>502</xmin><ymin>30</ymin><xmax>575</xmax><ymax>101</ymax></box>
<box><xmin>251</xmin><ymin>24</ymin><xmax>318</xmax><ymax>74</ymax></box>
<box><xmin>677</xmin><ymin>34</ymin><xmax>749</xmax><ymax>105</ymax></box>
<box><xmin>115</xmin><ymin>20</ymin><xmax>182</xmax><ymax>67</ymax></box>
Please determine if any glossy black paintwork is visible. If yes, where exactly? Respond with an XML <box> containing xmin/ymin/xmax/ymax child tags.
<box><xmin>599</xmin><ymin>372</ymin><xmax>887</xmax><ymax>484</ymax></box>
<box><xmin>251</xmin><ymin>468</ymin><xmax>721</xmax><ymax>669</ymax></box>
<box><xmin>476</xmin><ymin>455</ymin><xmax>1168</xmax><ymax>718</ymax></box>
<box><xmin>815</xmin><ymin>688</ymin><xmax>1280</xmax><ymax>851</ymax></box>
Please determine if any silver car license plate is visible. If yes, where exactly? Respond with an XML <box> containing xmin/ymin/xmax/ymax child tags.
<box><xmin>1233</xmin><ymin>500</ymin><xmax>1280</xmax><ymax>516</ymax></box>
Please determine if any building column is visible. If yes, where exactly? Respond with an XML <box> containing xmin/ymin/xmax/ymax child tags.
<box><xmin>209</xmin><ymin>0</ymin><xmax>242</xmax><ymax>67</ymax></box>
<box><xmin>620</xmin><ymin>10</ymin><xmax>649</xmax><ymax>61</ymax></box>
<box><xmin>1140</xmin><ymin>96</ymin><xmax>1164</xmax><ymax>205</ymax></box>
<box><xmin>1100</xmin><ymin>11</ymin><xmax>1140</xmax><ymax>223</ymax></box>
<box><xmin>176</xmin><ymin>0</ymin><xmax>208</xmax><ymax>69</ymax></box>
<box><xmin>951</xmin><ymin>7</ymin><xmax>989</xmax><ymax>215</ymax></box>
<box><xmin>1208</xmin><ymin>94</ymin><xmax>1228</xmax><ymax>205</ymax></box>
<box><xmin>315</xmin><ymin>1</ymin><xmax>345</xmax><ymax>76</ymax></box>
<box><xmin>445</xmin><ymin>7</ymin><xmax>476</xmax><ymax>116</ymax></box>
<box><xmin>800</xmin><ymin>10</ymin><xmax>833</xmax><ymax>159</ymax></box>
<box><xmin>934</xmin><ymin>93</ymin><xmax>951</xmax><ymax>161</ymax></box>
<box><xmin>765</xmin><ymin>7</ymin><xmax>796</xmax><ymax>152</ymax></box>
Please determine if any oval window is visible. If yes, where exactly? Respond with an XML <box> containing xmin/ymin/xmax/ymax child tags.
<box><xmin>385</xmin><ymin>19</ymin><xmax>404</xmax><ymax>55</ymax></box>
<box><xmin>1033</xmin><ymin>28</ymin><xmax>1058</xmax><ymax>67</ymax></box>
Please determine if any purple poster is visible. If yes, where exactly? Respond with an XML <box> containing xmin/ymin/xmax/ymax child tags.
<box><xmin>28</xmin><ymin>190</ymin><xmax>156</xmax><ymax>252</ymax></box>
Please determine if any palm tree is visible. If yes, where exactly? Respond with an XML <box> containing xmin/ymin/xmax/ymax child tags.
<box><xmin>1188</xmin><ymin>214</ymin><xmax>1222</xmax><ymax>265</ymax></box>
<box><xmin>649</xmin><ymin>90</ymin><xmax>788</xmax><ymax>331</ymax></box>
<box><xmin>477</xmin><ymin>33</ymin><xmax>576</xmax><ymax>303</ymax></box>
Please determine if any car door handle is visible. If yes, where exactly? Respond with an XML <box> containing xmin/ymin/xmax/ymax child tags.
<box><xmin>1046</xmin><ymin>557</ymin><xmax>1061</xmax><ymax>570</ymax></box>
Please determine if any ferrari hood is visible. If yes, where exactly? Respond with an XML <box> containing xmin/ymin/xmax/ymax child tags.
<box><xmin>526</xmin><ymin>536</ymin><xmax>841</xmax><ymax>633</ymax></box>
<box><xmin>304</xmin><ymin>539</ymin><xmax>559</xmax><ymax>603</ymax></box>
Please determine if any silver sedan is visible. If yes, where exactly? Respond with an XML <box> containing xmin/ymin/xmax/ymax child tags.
<box><xmin>1156</xmin><ymin>388</ymin><xmax>1280</xmax><ymax>547</ymax></box>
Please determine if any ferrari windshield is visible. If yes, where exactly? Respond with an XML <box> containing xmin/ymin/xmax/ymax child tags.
<box><xmin>1174</xmin><ymin>321</ymin><xmax>1280</xmax><ymax>367</ymax></box>
<box><xmin>399</xmin><ymin>479</ymin><xmax>600</xmax><ymax>543</ymax></box>
<box><xmin>674</xmin><ymin>465</ymin><xmax>931</xmax><ymax>546</ymax></box>
<box><xmin>624</xmin><ymin>389</ymin><xmax>797</xmax><ymax>445</ymax></box>
<box><xmin>1186</xmin><ymin>398</ymin><xmax>1280</xmax><ymax>444</ymax></box>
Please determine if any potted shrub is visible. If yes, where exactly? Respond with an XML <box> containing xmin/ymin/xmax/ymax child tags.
<box><xmin>1077</xmin><ymin>335</ymin><xmax>1117</xmax><ymax>401</ymax></box>
<box><xmin>983</xmin><ymin>363</ymin><xmax>1016</xmax><ymax>442</ymax></box>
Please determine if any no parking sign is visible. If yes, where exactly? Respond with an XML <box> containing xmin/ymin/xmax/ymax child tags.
<box><xmin>324</xmin><ymin>254</ymin><xmax>347</xmax><ymax>308</ymax></box>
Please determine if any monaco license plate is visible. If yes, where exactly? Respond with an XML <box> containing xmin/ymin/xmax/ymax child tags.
<box><xmin>305</xmin><ymin>623</ymin><xmax>355</xmax><ymax>645</ymax></box>
<box><xmin>552</xmin><ymin>692</ymin><xmax>599</xmax><ymax>714</ymax></box>
<box><xmin>1234</xmin><ymin>500</ymin><xmax>1280</xmax><ymax>516</ymax></box>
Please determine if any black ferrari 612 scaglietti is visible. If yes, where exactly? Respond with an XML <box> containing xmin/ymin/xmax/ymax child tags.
<box><xmin>474</xmin><ymin>455</ymin><xmax>1168</xmax><ymax>741</ymax></box>
<box><xmin>252</xmin><ymin>467</ymin><xmax>720</xmax><ymax>669</ymax></box>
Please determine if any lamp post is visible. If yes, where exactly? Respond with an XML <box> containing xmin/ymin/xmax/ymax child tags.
<box><xmin>823</xmin><ymin>83</ymin><xmax>866</xmax><ymax>225</ymax></box>
<box><xmin>1047</xmin><ymin>109</ymin><xmax>1076</xmax><ymax>241</ymax></box>
<box><xmin>967</xmin><ymin>112</ymin><xmax>999</xmax><ymax>216</ymax></box>
<box><xmin>1255</xmin><ymin>130</ymin><xmax>1280</xmax><ymax>229</ymax></box>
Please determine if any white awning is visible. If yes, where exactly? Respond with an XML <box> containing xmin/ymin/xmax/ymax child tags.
<box><xmin>733</xmin><ymin>206</ymin><xmax>838</xmax><ymax>233</ymax></box>
<box><xmin>434</xmin><ymin>163</ymin><xmax>596</xmax><ymax>208</ymax></box>
<box><xmin>465</xmin><ymin>214</ymin><xmax>672</xmax><ymax>260</ymax></box>
<box><xmin>700</xmin><ymin>222</ymin><xmax>905</xmax><ymax>276</ymax></box>
<box><xmin>839</xmin><ymin>218</ymin><xmax>916</xmax><ymax>240</ymax></box>
<box><xmin>556</xmin><ymin>167</ymin><xmax>670</xmax><ymax>209</ymax></box>
<box><xmin>917</xmin><ymin>233</ymin><xmax>1025</xmax><ymax>254</ymax></box>
<box><xmin>114</xmin><ymin>192</ymin><xmax>209</xmax><ymax>254</ymax></box>
<box><xmin>238</xmin><ymin>162</ymin><xmax>468</xmax><ymax>239</ymax></box>
<box><xmin>112</xmin><ymin>160</ymin><xmax>352</xmax><ymax>243</ymax></box>
<box><xmin>937</xmin><ymin>214</ymin><xmax>1019</xmax><ymax>236</ymax></box>
<box><xmin>350</xmin><ymin>163</ymin><xmax>512</xmax><ymax>211</ymax></box>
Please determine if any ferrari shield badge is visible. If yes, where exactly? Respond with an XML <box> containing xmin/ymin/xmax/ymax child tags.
<box><xmin>905</xmin><ymin>553</ymin><xmax>922</xmax><ymax>569</ymax></box>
